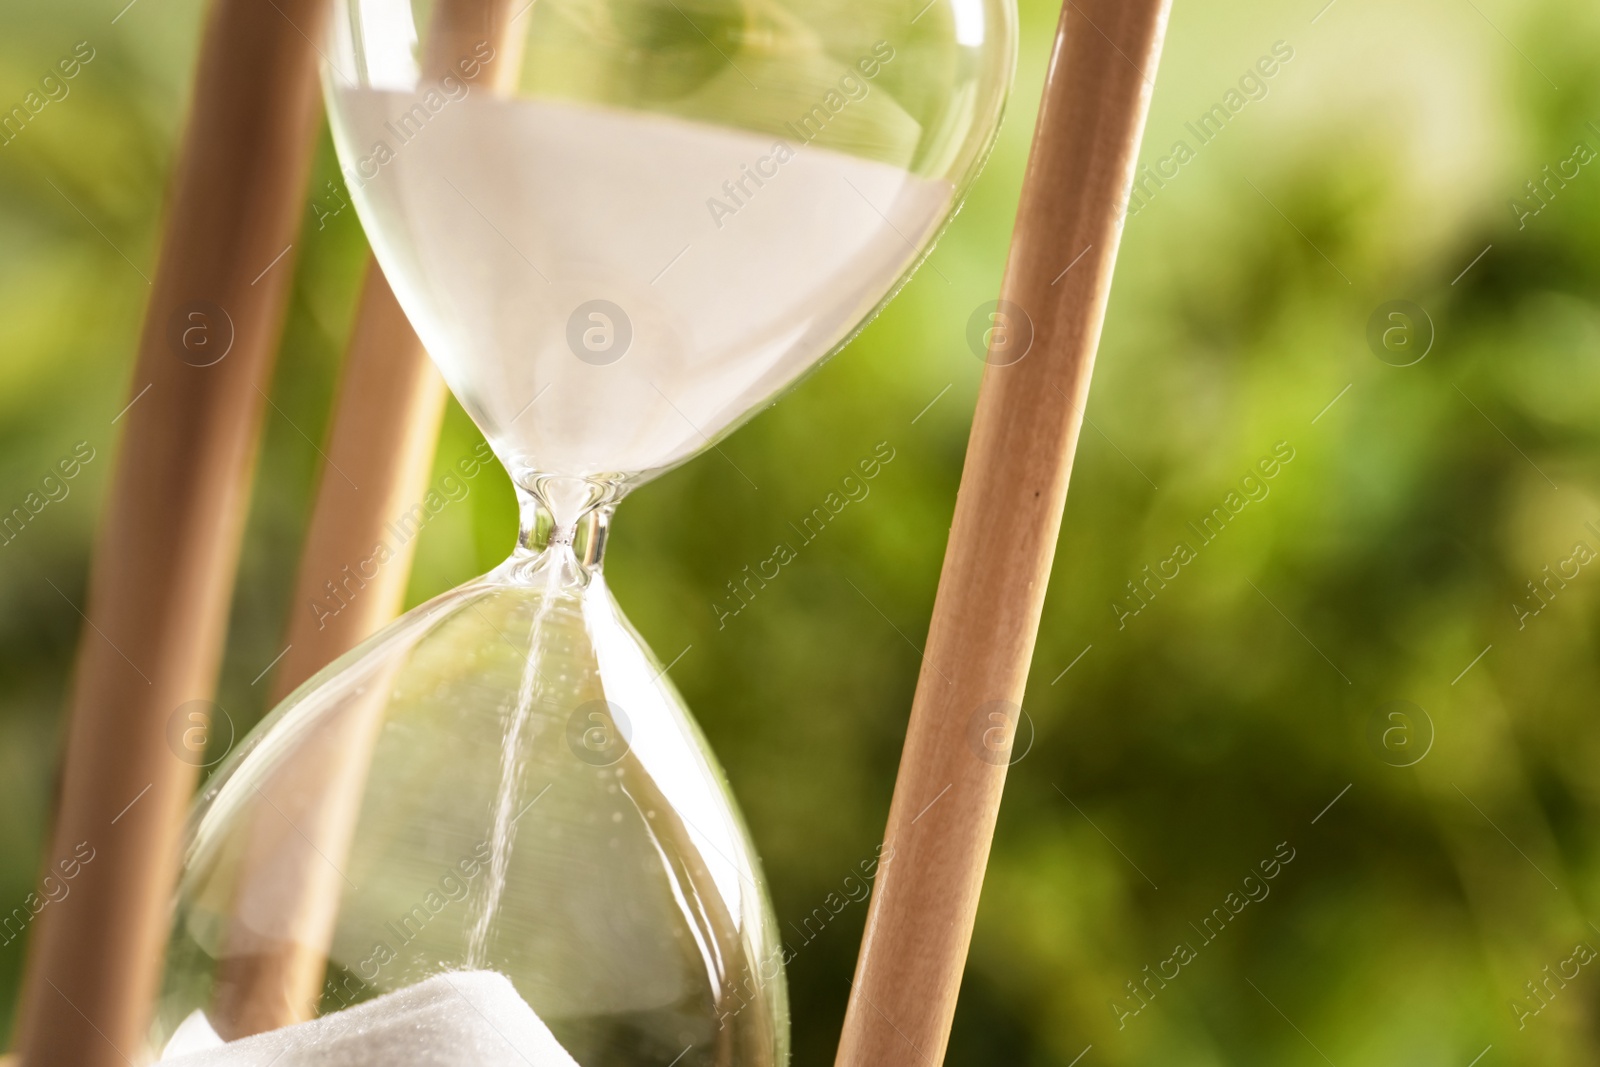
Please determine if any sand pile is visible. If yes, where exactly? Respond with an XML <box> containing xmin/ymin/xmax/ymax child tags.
<box><xmin>161</xmin><ymin>970</ymin><xmax>581</xmax><ymax>1066</ymax></box>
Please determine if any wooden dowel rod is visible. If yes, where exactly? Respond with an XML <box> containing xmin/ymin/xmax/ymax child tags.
<box><xmin>833</xmin><ymin>2</ymin><xmax>1169</xmax><ymax>1064</ymax></box>
<box><xmin>266</xmin><ymin>267</ymin><xmax>446</xmax><ymax>705</ymax></box>
<box><xmin>265</xmin><ymin>0</ymin><xmax>532</xmax><ymax>713</ymax></box>
<box><xmin>12</xmin><ymin>1</ymin><xmax>333</xmax><ymax>1064</ymax></box>
<box><xmin>208</xmin><ymin>3</ymin><xmax>528</xmax><ymax>1037</ymax></box>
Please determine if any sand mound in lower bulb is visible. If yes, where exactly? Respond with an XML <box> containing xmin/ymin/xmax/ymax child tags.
<box><xmin>160</xmin><ymin>970</ymin><xmax>581</xmax><ymax>1066</ymax></box>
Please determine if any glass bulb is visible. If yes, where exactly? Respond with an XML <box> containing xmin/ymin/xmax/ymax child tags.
<box><xmin>158</xmin><ymin>496</ymin><xmax>784</xmax><ymax>1064</ymax></box>
<box><xmin>324</xmin><ymin>0</ymin><xmax>1014</xmax><ymax>490</ymax></box>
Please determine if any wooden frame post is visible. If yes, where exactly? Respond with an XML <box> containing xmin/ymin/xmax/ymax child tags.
<box><xmin>261</xmin><ymin>0</ymin><xmax>533</xmax><ymax>712</ymax></box>
<box><xmin>208</xmin><ymin>2</ymin><xmax>528</xmax><ymax>1037</ymax></box>
<box><xmin>12</xmin><ymin>1</ymin><xmax>331</xmax><ymax>1063</ymax></box>
<box><xmin>834</xmin><ymin>1</ymin><xmax>1170</xmax><ymax>1063</ymax></box>
<box><xmin>265</xmin><ymin>269</ymin><xmax>446</xmax><ymax>706</ymax></box>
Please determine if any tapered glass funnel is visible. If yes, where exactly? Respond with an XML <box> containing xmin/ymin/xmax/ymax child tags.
<box><xmin>323</xmin><ymin>0</ymin><xmax>1013</xmax><ymax>487</ymax></box>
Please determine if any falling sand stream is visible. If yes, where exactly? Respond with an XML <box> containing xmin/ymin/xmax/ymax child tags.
<box><xmin>465</xmin><ymin>550</ymin><xmax>567</xmax><ymax>966</ymax></box>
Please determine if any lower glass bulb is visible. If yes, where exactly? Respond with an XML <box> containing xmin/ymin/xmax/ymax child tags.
<box><xmin>155</xmin><ymin>503</ymin><xmax>787</xmax><ymax>1067</ymax></box>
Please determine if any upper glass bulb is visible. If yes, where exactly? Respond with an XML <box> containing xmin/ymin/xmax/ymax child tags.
<box><xmin>324</xmin><ymin>0</ymin><xmax>1013</xmax><ymax>499</ymax></box>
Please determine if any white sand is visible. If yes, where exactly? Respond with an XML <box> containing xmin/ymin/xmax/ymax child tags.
<box><xmin>160</xmin><ymin>970</ymin><xmax>581</xmax><ymax>1066</ymax></box>
<box><xmin>330</xmin><ymin>89</ymin><xmax>952</xmax><ymax>482</ymax></box>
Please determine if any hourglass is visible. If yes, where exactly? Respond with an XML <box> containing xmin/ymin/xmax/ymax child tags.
<box><xmin>152</xmin><ymin>0</ymin><xmax>1012</xmax><ymax>1061</ymax></box>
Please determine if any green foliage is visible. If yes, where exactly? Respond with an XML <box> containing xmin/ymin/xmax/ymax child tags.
<box><xmin>4</xmin><ymin>0</ymin><xmax>1600</xmax><ymax>1062</ymax></box>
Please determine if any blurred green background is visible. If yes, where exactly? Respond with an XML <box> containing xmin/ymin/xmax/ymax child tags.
<box><xmin>5</xmin><ymin>0</ymin><xmax>1600</xmax><ymax>1063</ymax></box>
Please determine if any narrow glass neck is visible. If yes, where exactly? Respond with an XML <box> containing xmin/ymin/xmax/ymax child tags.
<box><xmin>515</xmin><ymin>486</ymin><xmax>613</xmax><ymax>571</ymax></box>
